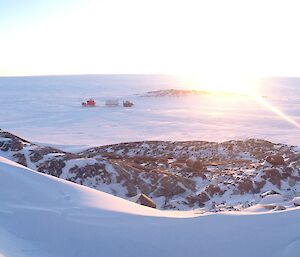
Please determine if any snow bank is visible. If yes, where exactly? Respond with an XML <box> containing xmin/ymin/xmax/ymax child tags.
<box><xmin>1</xmin><ymin>156</ymin><xmax>300</xmax><ymax>257</ymax></box>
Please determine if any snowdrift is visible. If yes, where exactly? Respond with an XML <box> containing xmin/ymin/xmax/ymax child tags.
<box><xmin>1</xmin><ymin>156</ymin><xmax>300</xmax><ymax>257</ymax></box>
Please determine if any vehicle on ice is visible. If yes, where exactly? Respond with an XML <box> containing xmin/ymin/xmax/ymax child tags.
<box><xmin>82</xmin><ymin>99</ymin><xmax>96</xmax><ymax>107</ymax></box>
<box><xmin>105</xmin><ymin>99</ymin><xmax>119</xmax><ymax>107</ymax></box>
<box><xmin>123</xmin><ymin>100</ymin><xmax>134</xmax><ymax>107</ymax></box>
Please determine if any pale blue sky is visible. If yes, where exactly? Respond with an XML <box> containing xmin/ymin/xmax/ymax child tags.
<box><xmin>0</xmin><ymin>0</ymin><xmax>81</xmax><ymax>32</ymax></box>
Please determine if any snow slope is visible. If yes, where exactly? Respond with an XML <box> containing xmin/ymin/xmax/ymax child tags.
<box><xmin>1</xmin><ymin>156</ymin><xmax>300</xmax><ymax>257</ymax></box>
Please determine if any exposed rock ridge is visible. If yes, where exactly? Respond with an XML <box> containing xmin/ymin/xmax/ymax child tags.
<box><xmin>1</xmin><ymin>129</ymin><xmax>300</xmax><ymax>212</ymax></box>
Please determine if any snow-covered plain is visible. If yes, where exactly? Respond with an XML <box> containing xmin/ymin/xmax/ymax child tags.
<box><xmin>1</xmin><ymin>156</ymin><xmax>300</xmax><ymax>257</ymax></box>
<box><xmin>1</xmin><ymin>75</ymin><xmax>300</xmax><ymax>148</ymax></box>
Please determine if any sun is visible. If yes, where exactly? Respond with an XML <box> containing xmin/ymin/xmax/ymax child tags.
<box><xmin>179</xmin><ymin>74</ymin><xmax>259</xmax><ymax>95</ymax></box>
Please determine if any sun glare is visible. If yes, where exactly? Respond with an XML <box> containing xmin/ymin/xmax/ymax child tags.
<box><xmin>179</xmin><ymin>74</ymin><xmax>300</xmax><ymax>128</ymax></box>
<box><xmin>179</xmin><ymin>74</ymin><xmax>259</xmax><ymax>95</ymax></box>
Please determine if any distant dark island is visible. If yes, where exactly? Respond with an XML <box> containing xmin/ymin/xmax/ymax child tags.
<box><xmin>138</xmin><ymin>89</ymin><xmax>245</xmax><ymax>97</ymax></box>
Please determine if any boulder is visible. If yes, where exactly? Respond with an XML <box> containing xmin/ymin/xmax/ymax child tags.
<box><xmin>281</xmin><ymin>167</ymin><xmax>293</xmax><ymax>179</ymax></box>
<box><xmin>262</xmin><ymin>169</ymin><xmax>282</xmax><ymax>187</ymax></box>
<box><xmin>137</xmin><ymin>193</ymin><xmax>156</xmax><ymax>208</ymax></box>
<box><xmin>288</xmin><ymin>177</ymin><xmax>297</xmax><ymax>187</ymax></box>
<box><xmin>266</xmin><ymin>155</ymin><xmax>285</xmax><ymax>166</ymax></box>
<box><xmin>253</xmin><ymin>180</ymin><xmax>266</xmax><ymax>193</ymax></box>
<box><xmin>13</xmin><ymin>153</ymin><xmax>27</xmax><ymax>167</ymax></box>
<box><xmin>186</xmin><ymin>157</ymin><xmax>204</xmax><ymax>170</ymax></box>
<box><xmin>274</xmin><ymin>205</ymin><xmax>286</xmax><ymax>211</ymax></box>
<box><xmin>198</xmin><ymin>192</ymin><xmax>210</xmax><ymax>203</ymax></box>
<box><xmin>238</xmin><ymin>179</ymin><xmax>254</xmax><ymax>194</ymax></box>
<box><xmin>30</xmin><ymin>151</ymin><xmax>44</xmax><ymax>163</ymax></box>
<box><xmin>205</xmin><ymin>185</ymin><xmax>224</xmax><ymax>197</ymax></box>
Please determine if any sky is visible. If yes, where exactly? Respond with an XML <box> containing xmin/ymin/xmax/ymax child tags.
<box><xmin>1</xmin><ymin>0</ymin><xmax>300</xmax><ymax>77</ymax></box>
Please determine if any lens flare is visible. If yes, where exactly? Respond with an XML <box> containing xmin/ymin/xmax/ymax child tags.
<box><xmin>253</xmin><ymin>95</ymin><xmax>300</xmax><ymax>129</ymax></box>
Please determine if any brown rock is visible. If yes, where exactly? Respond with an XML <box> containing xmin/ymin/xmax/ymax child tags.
<box><xmin>37</xmin><ymin>159</ymin><xmax>66</xmax><ymax>177</ymax></box>
<box><xmin>198</xmin><ymin>192</ymin><xmax>210</xmax><ymax>203</ymax></box>
<box><xmin>205</xmin><ymin>185</ymin><xmax>224</xmax><ymax>197</ymax></box>
<box><xmin>137</xmin><ymin>193</ymin><xmax>156</xmax><ymax>208</ymax></box>
<box><xmin>186</xmin><ymin>195</ymin><xmax>206</xmax><ymax>207</ymax></box>
<box><xmin>266</xmin><ymin>155</ymin><xmax>285</xmax><ymax>166</ymax></box>
<box><xmin>253</xmin><ymin>180</ymin><xmax>266</xmax><ymax>193</ymax></box>
<box><xmin>238</xmin><ymin>179</ymin><xmax>254</xmax><ymax>194</ymax></box>
<box><xmin>10</xmin><ymin>140</ymin><xmax>24</xmax><ymax>151</ymax></box>
<box><xmin>13</xmin><ymin>153</ymin><xmax>27</xmax><ymax>166</ymax></box>
<box><xmin>29</xmin><ymin>147</ymin><xmax>63</xmax><ymax>163</ymax></box>
<box><xmin>281</xmin><ymin>167</ymin><xmax>293</xmax><ymax>179</ymax></box>
<box><xmin>186</xmin><ymin>158</ymin><xmax>204</xmax><ymax>170</ymax></box>
<box><xmin>30</xmin><ymin>152</ymin><xmax>44</xmax><ymax>163</ymax></box>
<box><xmin>262</xmin><ymin>168</ymin><xmax>281</xmax><ymax>187</ymax></box>
<box><xmin>155</xmin><ymin>176</ymin><xmax>187</xmax><ymax>197</ymax></box>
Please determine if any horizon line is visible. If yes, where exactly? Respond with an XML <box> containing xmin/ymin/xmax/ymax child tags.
<box><xmin>0</xmin><ymin>73</ymin><xmax>297</xmax><ymax>79</ymax></box>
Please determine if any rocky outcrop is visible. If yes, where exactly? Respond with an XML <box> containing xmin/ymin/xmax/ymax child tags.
<box><xmin>0</xmin><ymin>131</ymin><xmax>30</xmax><ymax>148</ymax></box>
<box><xmin>1</xmin><ymin>130</ymin><xmax>300</xmax><ymax>212</ymax></box>
<box><xmin>37</xmin><ymin>159</ymin><xmax>66</xmax><ymax>177</ymax></box>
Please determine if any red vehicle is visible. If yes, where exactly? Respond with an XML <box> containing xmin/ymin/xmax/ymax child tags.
<box><xmin>82</xmin><ymin>98</ymin><xmax>96</xmax><ymax>107</ymax></box>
